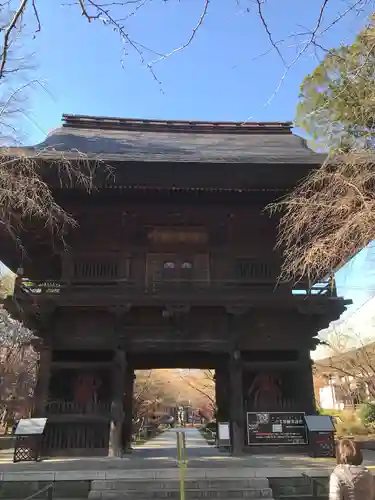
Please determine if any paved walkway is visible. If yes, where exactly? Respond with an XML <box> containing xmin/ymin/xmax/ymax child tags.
<box><xmin>133</xmin><ymin>427</ymin><xmax>218</xmax><ymax>461</ymax></box>
<box><xmin>0</xmin><ymin>428</ymin><xmax>374</xmax><ymax>476</ymax></box>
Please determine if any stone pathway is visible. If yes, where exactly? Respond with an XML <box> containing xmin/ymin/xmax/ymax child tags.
<box><xmin>133</xmin><ymin>427</ymin><xmax>219</xmax><ymax>461</ymax></box>
<box><xmin>0</xmin><ymin>427</ymin><xmax>374</xmax><ymax>475</ymax></box>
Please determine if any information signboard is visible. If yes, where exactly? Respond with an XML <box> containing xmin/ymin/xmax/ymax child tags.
<box><xmin>247</xmin><ymin>412</ymin><xmax>307</xmax><ymax>446</ymax></box>
<box><xmin>15</xmin><ymin>418</ymin><xmax>47</xmax><ymax>436</ymax></box>
<box><xmin>217</xmin><ymin>422</ymin><xmax>231</xmax><ymax>448</ymax></box>
<box><xmin>13</xmin><ymin>418</ymin><xmax>47</xmax><ymax>463</ymax></box>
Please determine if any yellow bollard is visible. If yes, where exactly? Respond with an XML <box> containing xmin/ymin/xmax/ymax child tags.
<box><xmin>176</xmin><ymin>432</ymin><xmax>187</xmax><ymax>500</ymax></box>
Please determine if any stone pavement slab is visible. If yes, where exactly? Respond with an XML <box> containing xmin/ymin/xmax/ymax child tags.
<box><xmin>0</xmin><ymin>467</ymin><xmax>339</xmax><ymax>482</ymax></box>
<box><xmin>133</xmin><ymin>427</ymin><xmax>219</xmax><ymax>461</ymax></box>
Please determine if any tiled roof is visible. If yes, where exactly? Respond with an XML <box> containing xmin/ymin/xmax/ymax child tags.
<box><xmin>16</xmin><ymin>114</ymin><xmax>325</xmax><ymax>165</ymax></box>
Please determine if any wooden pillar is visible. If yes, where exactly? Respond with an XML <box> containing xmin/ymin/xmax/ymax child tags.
<box><xmin>122</xmin><ymin>368</ymin><xmax>135</xmax><ymax>452</ymax></box>
<box><xmin>298</xmin><ymin>351</ymin><xmax>316</xmax><ymax>414</ymax></box>
<box><xmin>215</xmin><ymin>366</ymin><xmax>229</xmax><ymax>422</ymax></box>
<box><xmin>108</xmin><ymin>348</ymin><xmax>126</xmax><ymax>457</ymax></box>
<box><xmin>32</xmin><ymin>344</ymin><xmax>52</xmax><ymax>417</ymax></box>
<box><xmin>226</xmin><ymin>305</ymin><xmax>248</xmax><ymax>456</ymax></box>
<box><xmin>229</xmin><ymin>349</ymin><xmax>245</xmax><ymax>456</ymax></box>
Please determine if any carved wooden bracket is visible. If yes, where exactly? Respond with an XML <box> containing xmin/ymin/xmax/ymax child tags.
<box><xmin>225</xmin><ymin>305</ymin><xmax>250</xmax><ymax>316</ymax></box>
<box><xmin>164</xmin><ymin>304</ymin><xmax>191</xmax><ymax>316</ymax></box>
<box><xmin>108</xmin><ymin>304</ymin><xmax>132</xmax><ymax>318</ymax></box>
<box><xmin>297</xmin><ymin>302</ymin><xmax>328</xmax><ymax>316</ymax></box>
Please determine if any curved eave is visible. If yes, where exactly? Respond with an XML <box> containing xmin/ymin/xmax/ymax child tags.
<box><xmin>1</xmin><ymin>147</ymin><xmax>326</xmax><ymax>165</ymax></box>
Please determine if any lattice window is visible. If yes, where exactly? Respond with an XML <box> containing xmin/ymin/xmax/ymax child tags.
<box><xmin>71</xmin><ymin>255</ymin><xmax>129</xmax><ymax>281</ymax></box>
<box><xmin>235</xmin><ymin>259</ymin><xmax>273</xmax><ymax>281</ymax></box>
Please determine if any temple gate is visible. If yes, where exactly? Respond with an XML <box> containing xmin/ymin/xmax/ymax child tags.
<box><xmin>1</xmin><ymin>116</ymin><xmax>349</xmax><ymax>456</ymax></box>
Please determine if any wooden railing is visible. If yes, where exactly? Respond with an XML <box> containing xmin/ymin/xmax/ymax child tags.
<box><xmin>292</xmin><ymin>278</ymin><xmax>337</xmax><ymax>297</ymax></box>
<box><xmin>18</xmin><ymin>278</ymin><xmax>338</xmax><ymax>297</ymax></box>
<box><xmin>42</xmin><ymin>421</ymin><xmax>109</xmax><ymax>455</ymax></box>
<box><xmin>62</xmin><ymin>252</ymin><xmax>129</xmax><ymax>282</ymax></box>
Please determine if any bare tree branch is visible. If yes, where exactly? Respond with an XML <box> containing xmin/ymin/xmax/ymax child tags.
<box><xmin>178</xmin><ymin>370</ymin><xmax>215</xmax><ymax>410</ymax></box>
<box><xmin>0</xmin><ymin>0</ymin><xmax>373</xmax><ymax>89</ymax></box>
<box><xmin>268</xmin><ymin>151</ymin><xmax>375</xmax><ymax>282</ymax></box>
<box><xmin>255</xmin><ymin>0</ymin><xmax>286</xmax><ymax>65</ymax></box>
<box><xmin>31</xmin><ymin>0</ymin><xmax>41</xmax><ymax>34</ymax></box>
<box><xmin>150</xmin><ymin>0</ymin><xmax>210</xmax><ymax>67</ymax></box>
<box><xmin>0</xmin><ymin>0</ymin><xmax>28</xmax><ymax>79</ymax></box>
<box><xmin>315</xmin><ymin>328</ymin><xmax>375</xmax><ymax>403</ymax></box>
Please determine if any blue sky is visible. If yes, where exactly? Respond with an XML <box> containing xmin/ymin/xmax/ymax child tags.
<box><xmin>23</xmin><ymin>0</ymin><xmax>372</xmax><ymax>141</ymax></box>
<box><xmin>11</xmin><ymin>0</ymin><xmax>375</xmax><ymax>318</ymax></box>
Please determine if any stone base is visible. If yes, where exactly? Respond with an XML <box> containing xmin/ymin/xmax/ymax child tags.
<box><xmin>88</xmin><ymin>478</ymin><xmax>274</xmax><ymax>500</ymax></box>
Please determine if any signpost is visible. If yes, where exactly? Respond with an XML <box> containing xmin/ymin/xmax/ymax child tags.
<box><xmin>13</xmin><ymin>418</ymin><xmax>47</xmax><ymax>463</ymax></box>
<box><xmin>176</xmin><ymin>431</ymin><xmax>187</xmax><ymax>500</ymax></box>
<box><xmin>246</xmin><ymin>412</ymin><xmax>307</xmax><ymax>446</ymax></box>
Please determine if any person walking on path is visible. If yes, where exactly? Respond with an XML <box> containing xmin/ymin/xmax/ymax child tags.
<box><xmin>329</xmin><ymin>439</ymin><xmax>374</xmax><ymax>500</ymax></box>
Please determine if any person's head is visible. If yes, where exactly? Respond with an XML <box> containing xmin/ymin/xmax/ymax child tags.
<box><xmin>336</xmin><ymin>439</ymin><xmax>363</xmax><ymax>466</ymax></box>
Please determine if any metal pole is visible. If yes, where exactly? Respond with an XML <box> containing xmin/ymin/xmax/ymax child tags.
<box><xmin>176</xmin><ymin>431</ymin><xmax>187</xmax><ymax>500</ymax></box>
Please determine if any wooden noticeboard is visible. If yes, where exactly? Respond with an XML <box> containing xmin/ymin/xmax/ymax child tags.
<box><xmin>247</xmin><ymin>412</ymin><xmax>307</xmax><ymax>446</ymax></box>
<box><xmin>13</xmin><ymin>418</ymin><xmax>47</xmax><ymax>463</ymax></box>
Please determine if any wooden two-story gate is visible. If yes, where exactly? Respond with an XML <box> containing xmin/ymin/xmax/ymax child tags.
<box><xmin>1</xmin><ymin>116</ymin><xmax>349</xmax><ymax>456</ymax></box>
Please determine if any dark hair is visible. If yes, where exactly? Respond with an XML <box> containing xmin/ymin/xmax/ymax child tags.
<box><xmin>336</xmin><ymin>439</ymin><xmax>363</xmax><ymax>466</ymax></box>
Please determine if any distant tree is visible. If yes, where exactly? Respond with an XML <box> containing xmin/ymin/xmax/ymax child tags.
<box><xmin>133</xmin><ymin>370</ymin><xmax>171</xmax><ymax>422</ymax></box>
<box><xmin>179</xmin><ymin>369</ymin><xmax>216</xmax><ymax>413</ymax></box>
<box><xmin>315</xmin><ymin>327</ymin><xmax>375</xmax><ymax>405</ymax></box>
<box><xmin>296</xmin><ymin>16</ymin><xmax>375</xmax><ymax>151</ymax></box>
<box><xmin>0</xmin><ymin>274</ymin><xmax>36</xmax><ymax>428</ymax></box>
<box><xmin>0</xmin><ymin>272</ymin><xmax>14</xmax><ymax>298</ymax></box>
<box><xmin>133</xmin><ymin>369</ymin><xmax>216</xmax><ymax>425</ymax></box>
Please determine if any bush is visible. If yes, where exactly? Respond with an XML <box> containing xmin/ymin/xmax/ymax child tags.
<box><xmin>204</xmin><ymin>421</ymin><xmax>217</xmax><ymax>433</ymax></box>
<box><xmin>318</xmin><ymin>409</ymin><xmax>343</xmax><ymax>417</ymax></box>
<box><xmin>335</xmin><ymin>410</ymin><xmax>368</xmax><ymax>437</ymax></box>
<box><xmin>358</xmin><ymin>403</ymin><xmax>375</xmax><ymax>426</ymax></box>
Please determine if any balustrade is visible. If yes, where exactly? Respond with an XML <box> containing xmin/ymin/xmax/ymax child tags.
<box><xmin>42</xmin><ymin>421</ymin><xmax>109</xmax><ymax>456</ymax></box>
<box><xmin>62</xmin><ymin>252</ymin><xmax>130</xmax><ymax>282</ymax></box>
<box><xmin>18</xmin><ymin>277</ymin><xmax>336</xmax><ymax>297</ymax></box>
<box><xmin>16</xmin><ymin>253</ymin><xmax>337</xmax><ymax>298</ymax></box>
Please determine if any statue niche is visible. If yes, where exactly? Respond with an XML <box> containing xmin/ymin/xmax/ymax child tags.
<box><xmin>247</xmin><ymin>372</ymin><xmax>282</xmax><ymax>411</ymax></box>
<box><xmin>244</xmin><ymin>370</ymin><xmax>299</xmax><ymax>412</ymax></box>
<box><xmin>48</xmin><ymin>368</ymin><xmax>110</xmax><ymax>415</ymax></box>
<box><xmin>74</xmin><ymin>373</ymin><xmax>102</xmax><ymax>411</ymax></box>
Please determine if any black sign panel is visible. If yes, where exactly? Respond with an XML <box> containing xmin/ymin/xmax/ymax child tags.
<box><xmin>247</xmin><ymin>412</ymin><xmax>307</xmax><ymax>446</ymax></box>
<box><xmin>310</xmin><ymin>431</ymin><xmax>335</xmax><ymax>457</ymax></box>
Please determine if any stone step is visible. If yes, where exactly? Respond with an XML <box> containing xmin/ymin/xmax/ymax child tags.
<box><xmin>90</xmin><ymin>479</ymin><xmax>269</xmax><ymax>490</ymax></box>
<box><xmin>89</xmin><ymin>492</ymin><xmax>273</xmax><ymax>500</ymax></box>
<box><xmin>89</xmin><ymin>476</ymin><xmax>275</xmax><ymax>500</ymax></box>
